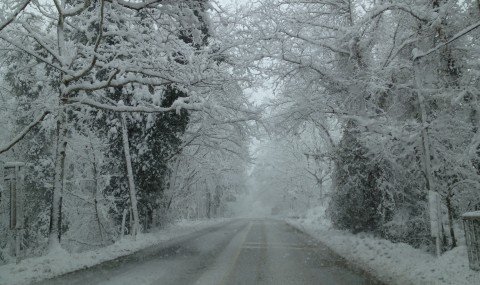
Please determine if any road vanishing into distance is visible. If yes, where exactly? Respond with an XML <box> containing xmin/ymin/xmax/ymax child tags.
<box><xmin>36</xmin><ymin>219</ymin><xmax>384</xmax><ymax>285</ymax></box>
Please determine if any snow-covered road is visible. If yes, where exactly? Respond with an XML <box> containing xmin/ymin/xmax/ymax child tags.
<box><xmin>34</xmin><ymin>219</ymin><xmax>382</xmax><ymax>285</ymax></box>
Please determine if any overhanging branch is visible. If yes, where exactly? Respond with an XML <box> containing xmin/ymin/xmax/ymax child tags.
<box><xmin>0</xmin><ymin>0</ymin><xmax>31</xmax><ymax>32</ymax></box>
<box><xmin>109</xmin><ymin>0</ymin><xmax>164</xmax><ymax>11</ymax></box>
<box><xmin>0</xmin><ymin>110</ymin><xmax>50</xmax><ymax>155</ymax></box>
<box><xmin>64</xmin><ymin>97</ymin><xmax>203</xmax><ymax>113</ymax></box>
<box><xmin>413</xmin><ymin>20</ymin><xmax>480</xmax><ymax>61</ymax></box>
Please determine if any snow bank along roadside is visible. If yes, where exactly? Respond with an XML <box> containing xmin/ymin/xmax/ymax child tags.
<box><xmin>0</xmin><ymin>219</ymin><xmax>230</xmax><ymax>285</ymax></box>
<box><xmin>287</xmin><ymin>217</ymin><xmax>480</xmax><ymax>285</ymax></box>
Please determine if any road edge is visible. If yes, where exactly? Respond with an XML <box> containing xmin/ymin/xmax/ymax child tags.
<box><xmin>285</xmin><ymin>218</ymin><xmax>391</xmax><ymax>285</ymax></box>
<box><xmin>0</xmin><ymin>218</ymin><xmax>234</xmax><ymax>285</ymax></box>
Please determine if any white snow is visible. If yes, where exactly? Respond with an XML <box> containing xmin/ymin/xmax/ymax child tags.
<box><xmin>287</xmin><ymin>207</ymin><xmax>480</xmax><ymax>285</ymax></box>
<box><xmin>0</xmin><ymin>219</ymin><xmax>229</xmax><ymax>285</ymax></box>
<box><xmin>463</xmin><ymin>211</ymin><xmax>480</xmax><ymax>218</ymax></box>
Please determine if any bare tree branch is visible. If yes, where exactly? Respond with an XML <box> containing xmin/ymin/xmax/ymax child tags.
<box><xmin>413</xmin><ymin>20</ymin><xmax>480</xmax><ymax>61</ymax></box>
<box><xmin>64</xmin><ymin>97</ymin><xmax>203</xmax><ymax>112</ymax></box>
<box><xmin>64</xmin><ymin>0</ymin><xmax>104</xmax><ymax>84</ymax></box>
<box><xmin>63</xmin><ymin>0</ymin><xmax>91</xmax><ymax>17</ymax></box>
<box><xmin>0</xmin><ymin>0</ymin><xmax>31</xmax><ymax>32</ymax></box>
<box><xmin>0</xmin><ymin>110</ymin><xmax>50</xmax><ymax>155</ymax></box>
<box><xmin>108</xmin><ymin>0</ymin><xmax>164</xmax><ymax>11</ymax></box>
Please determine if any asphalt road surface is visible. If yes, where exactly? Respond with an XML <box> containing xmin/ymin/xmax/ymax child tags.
<box><xmin>36</xmin><ymin>219</ymin><xmax>384</xmax><ymax>285</ymax></box>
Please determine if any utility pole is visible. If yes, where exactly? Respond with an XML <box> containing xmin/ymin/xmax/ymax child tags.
<box><xmin>413</xmin><ymin>56</ymin><xmax>443</xmax><ymax>257</ymax></box>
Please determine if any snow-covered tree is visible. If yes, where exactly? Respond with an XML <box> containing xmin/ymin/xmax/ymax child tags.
<box><xmin>0</xmin><ymin>0</ymin><xmax>257</xmax><ymax>255</ymax></box>
<box><xmin>163</xmin><ymin>80</ymin><xmax>255</xmax><ymax>222</ymax></box>
<box><xmin>235</xmin><ymin>0</ymin><xmax>480</xmax><ymax>253</ymax></box>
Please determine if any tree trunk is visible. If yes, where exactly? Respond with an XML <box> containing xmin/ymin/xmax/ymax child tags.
<box><xmin>121</xmin><ymin>113</ymin><xmax>139</xmax><ymax>238</ymax></box>
<box><xmin>121</xmin><ymin>208</ymin><xmax>128</xmax><ymax>239</ymax></box>
<box><xmin>206</xmin><ymin>188</ymin><xmax>211</xmax><ymax>219</ymax></box>
<box><xmin>90</xmin><ymin>135</ymin><xmax>105</xmax><ymax>245</ymax></box>
<box><xmin>48</xmin><ymin>0</ymin><xmax>68</xmax><ymax>251</ymax></box>
<box><xmin>48</xmin><ymin>107</ymin><xmax>67</xmax><ymax>250</ymax></box>
<box><xmin>446</xmin><ymin>191</ymin><xmax>457</xmax><ymax>248</ymax></box>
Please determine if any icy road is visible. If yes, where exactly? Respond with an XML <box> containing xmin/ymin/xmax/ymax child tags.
<box><xmin>36</xmin><ymin>219</ymin><xmax>383</xmax><ymax>285</ymax></box>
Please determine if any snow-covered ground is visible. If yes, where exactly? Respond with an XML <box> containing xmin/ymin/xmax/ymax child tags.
<box><xmin>0</xmin><ymin>219</ymin><xmax>229</xmax><ymax>285</ymax></box>
<box><xmin>287</xmin><ymin>207</ymin><xmax>480</xmax><ymax>285</ymax></box>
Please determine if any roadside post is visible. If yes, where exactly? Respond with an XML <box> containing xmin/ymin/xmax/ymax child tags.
<box><xmin>463</xmin><ymin>211</ymin><xmax>480</xmax><ymax>271</ymax></box>
<box><xmin>1</xmin><ymin>161</ymin><xmax>26</xmax><ymax>263</ymax></box>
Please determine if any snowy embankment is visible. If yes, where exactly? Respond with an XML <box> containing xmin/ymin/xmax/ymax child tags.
<box><xmin>0</xmin><ymin>219</ymin><xmax>229</xmax><ymax>285</ymax></box>
<box><xmin>287</xmin><ymin>208</ymin><xmax>480</xmax><ymax>285</ymax></box>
